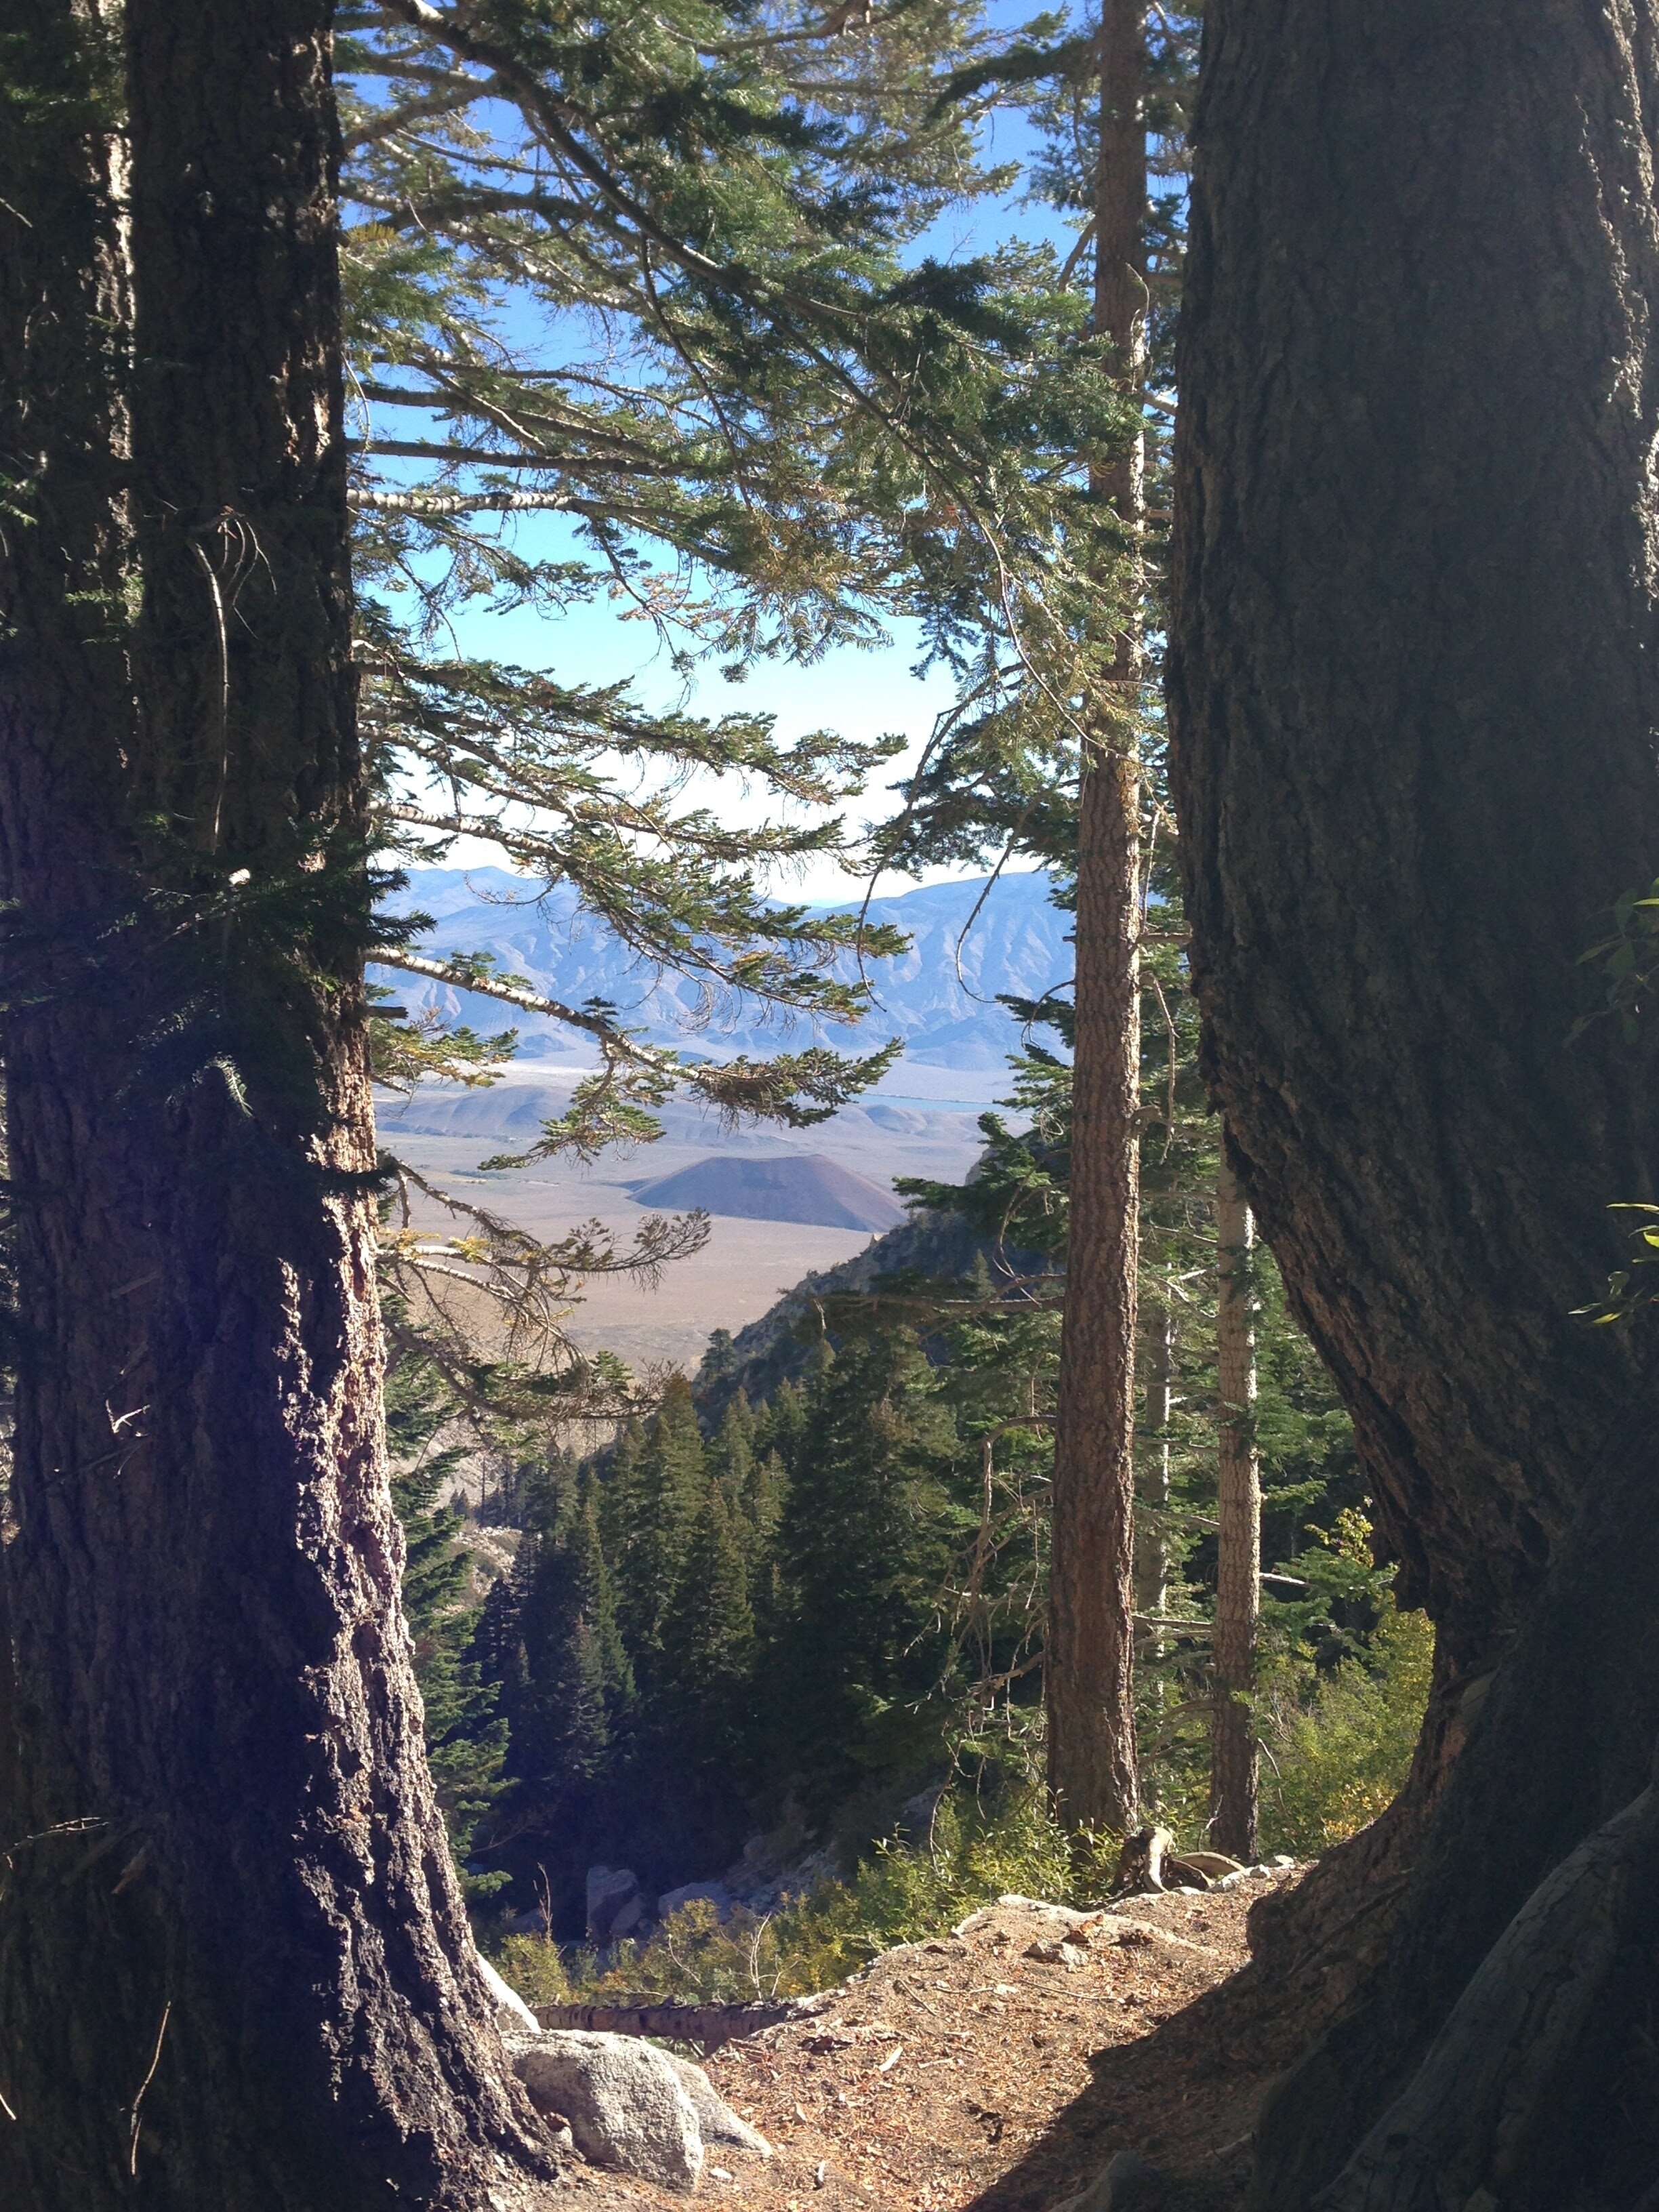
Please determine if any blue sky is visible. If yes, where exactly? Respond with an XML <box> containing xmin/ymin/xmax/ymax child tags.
<box><xmin>401</xmin><ymin>3</ymin><xmax>1080</xmax><ymax>902</ymax></box>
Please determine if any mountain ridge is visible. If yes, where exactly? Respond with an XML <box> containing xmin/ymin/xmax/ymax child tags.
<box><xmin>374</xmin><ymin>866</ymin><xmax>1070</xmax><ymax>1073</ymax></box>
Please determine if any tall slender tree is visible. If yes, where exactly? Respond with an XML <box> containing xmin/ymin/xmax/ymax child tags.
<box><xmin>1210</xmin><ymin>1153</ymin><xmax>1259</xmax><ymax>1859</ymax></box>
<box><xmin>0</xmin><ymin>3</ymin><xmax>554</xmax><ymax>2203</ymax></box>
<box><xmin>1045</xmin><ymin>0</ymin><xmax>1147</xmax><ymax>1835</ymax></box>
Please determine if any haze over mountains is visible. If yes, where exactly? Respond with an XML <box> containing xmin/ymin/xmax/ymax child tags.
<box><xmin>375</xmin><ymin>865</ymin><xmax>1071</xmax><ymax>1074</ymax></box>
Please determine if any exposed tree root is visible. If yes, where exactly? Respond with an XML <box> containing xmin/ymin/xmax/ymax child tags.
<box><xmin>1317</xmin><ymin>1778</ymin><xmax>1659</xmax><ymax>2211</ymax></box>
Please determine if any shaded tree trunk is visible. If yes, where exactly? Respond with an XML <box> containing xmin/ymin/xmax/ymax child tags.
<box><xmin>0</xmin><ymin>6</ymin><xmax>556</xmax><ymax>2205</ymax></box>
<box><xmin>1168</xmin><ymin>0</ymin><xmax>1659</xmax><ymax>2200</ymax></box>
<box><xmin>1210</xmin><ymin>1154</ymin><xmax>1258</xmax><ymax>1861</ymax></box>
<box><xmin>1046</xmin><ymin>0</ymin><xmax>1146</xmax><ymax>1838</ymax></box>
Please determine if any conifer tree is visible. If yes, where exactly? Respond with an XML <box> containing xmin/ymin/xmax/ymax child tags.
<box><xmin>492</xmin><ymin>1467</ymin><xmax>632</xmax><ymax>1809</ymax></box>
<box><xmin>705</xmin><ymin>1394</ymin><xmax>757</xmax><ymax>1503</ymax></box>
<box><xmin>777</xmin><ymin>1334</ymin><xmax>961</xmax><ymax>1793</ymax></box>
<box><xmin>1045</xmin><ymin>0</ymin><xmax>1148</xmax><ymax>1841</ymax></box>
<box><xmin>754</xmin><ymin>1375</ymin><xmax>811</xmax><ymax>1476</ymax></box>
<box><xmin>1169</xmin><ymin>5</ymin><xmax>1659</xmax><ymax>2188</ymax></box>
<box><xmin>329</xmin><ymin>0</ymin><xmax>1111</xmax><ymax>1164</ymax></box>
<box><xmin>664</xmin><ymin>1477</ymin><xmax>758</xmax><ymax>1780</ymax></box>
<box><xmin>0</xmin><ymin>5</ymin><xmax>554</xmax><ymax>2198</ymax></box>
<box><xmin>611</xmin><ymin>1374</ymin><xmax>708</xmax><ymax>1676</ymax></box>
<box><xmin>384</xmin><ymin>1347</ymin><xmax>509</xmax><ymax>1879</ymax></box>
<box><xmin>1210</xmin><ymin>1155</ymin><xmax>1261</xmax><ymax>1860</ymax></box>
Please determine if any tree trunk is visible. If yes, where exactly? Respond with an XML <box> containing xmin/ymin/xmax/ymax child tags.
<box><xmin>1046</xmin><ymin>0</ymin><xmax>1146</xmax><ymax>1839</ymax></box>
<box><xmin>0</xmin><ymin>7</ymin><xmax>556</xmax><ymax>2205</ymax></box>
<box><xmin>1133</xmin><ymin>1299</ymin><xmax>1172</xmax><ymax>1657</ymax></box>
<box><xmin>1168</xmin><ymin>0</ymin><xmax>1659</xmax><ymax>2198</ymax></box>
<box><xmin>1210</xmin><ymin>1154</ymin><xmax>1258</xmax><ymax>1861</ymax></box>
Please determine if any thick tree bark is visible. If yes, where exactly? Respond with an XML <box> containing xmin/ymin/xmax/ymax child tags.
<box><xmin>1210</xmin><ymin>1155</ymin><xmax>1258</xmax><ymax>1862</ymax></box>
<box><xmin>1168</xmin><ymin>0</ymin><xmax>1659</xmax><ymax>2199</ymax></box>
<box><xmin>1046</xmin><ymin>0</ymin><xmax>1146</xmax><ymax>1838</ymax></box>
<box><xmin>0</xmin><ymin>7</ymin><xmax>556</xmax><ymax>2206</ymax></box>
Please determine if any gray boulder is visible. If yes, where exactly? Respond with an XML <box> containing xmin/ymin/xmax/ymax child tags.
<box><xmin>657</xmin><ymin>1879</ymin><xmax>733</xmax><ymax>1922</ymax></box>
<box><xmin>505</xmin><ymin>2029</ymin><xmax>773</xmax><ymax>2192</ymax></box>
<box><xmin>665</xmin><ymin>2053</ymin><xmax>772</xmax><ymax>2159</ymax></box>
<box><xmin>476</xmin><ymin>1952</ymin><xmax>540</xmax><ymax>2035</ymax></box>
<box><xmin>585</xmin><ymin>1864</ymin><xmax>642</xmax><ymax>1945</ymax></box>
<box><xmin>511</xmin><ymin>2030</ymin><xmax>703</xmax><ymax>2193</ymax></box>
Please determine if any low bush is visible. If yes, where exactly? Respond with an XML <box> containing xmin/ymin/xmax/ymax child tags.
<box><xmin>1255</xmin><ymin>1605</ymin><xmax>1434</xmax><ymax>1856</ymax></box>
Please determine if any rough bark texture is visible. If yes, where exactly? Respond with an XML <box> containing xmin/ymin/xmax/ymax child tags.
<box><xmin>0</xmin><ymin>6</ymin><xmax>556</xmax><ymax>2205</ymax></box>
<box><xmin>1046</xmin><ymin>0</ymin><xmax>1145</xmax><ymax>1837</ymax></box>
<box><xmin>1167</xmin><ymin>0</ymin><xmax>1659</xmax><ymax>2199</ymax></box>
<box><xmin>1322</xmin><ymin>1772</ymin><xmax>1659</xmax><ymax>2212</ymax></box>
<box><xmin>1209</xmin><ymin>1156</ymin><xmax>1258</xmax><ymax>1862</ymax></box>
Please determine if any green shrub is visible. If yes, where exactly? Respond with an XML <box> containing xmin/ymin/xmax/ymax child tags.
<box><xmin>489</xmin><ymin>1605</ymin><xmax>1435</xmax><ymax>2015</ymax></box>
<box><xmin>488</xmin><ymin>1788</ymin><xmax>1094</xmax><ymax>2007</ymax></box>
<box><xmin>1256</xmin><ymin>1605</ymin><xmax>1433</xmax><ymax>1856</ymax></box>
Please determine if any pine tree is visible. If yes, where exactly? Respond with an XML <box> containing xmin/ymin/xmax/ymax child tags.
<box><xmin>333</xmin><ymin>0</ymin><xmax>1101</xmax><ymax>1157</ymax></box>
<box><xmin>1168</xmin><ymin>5</ymin><xmax>1659</xmax><ymax>2190</ymax></box>
<box><xmin>1210</xmin><ymin>1155</ymin><xmax>1261</xmax><ymax>1860</ymax></box>
<box><xmin>754</xmin><ymin>1375</ymin><xmax>811</xmax><ymax>1475</ymax></box>
<box><xmin>663</xmin><ymin>1477</ymin><xmax>758</xmax><ymax>1782</ymax></box>
<box><xmin>0</xmin><ymin>5</ymin><xmax>552</xmax><ymax>2198</ymax></box>
<box><xmin>384</xmin><ymin>1349</ymin><xmax>509</xmax><ymax>1882</ymax></box>
<box><xmin>495</xmin><ymin>1467</ymin><xmax>632</xmax><ymax>1806</ymax></box>
<box><xmin>705</xmin><ymin>1394</ymin><xmax>756</xmax><ymax>1500</ymax></box>
<box><xmin>610</xmin><ymin>1374</ymin><xmax>708</xmax><ymax>1677</ymax></box>
<box><xmin>776</xmin><ymin>1333</ymin><xmax>962</xmax><ymax>1793</ymax></box>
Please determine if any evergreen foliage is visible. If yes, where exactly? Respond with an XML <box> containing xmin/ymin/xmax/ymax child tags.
<box><xmin>384</xmin><ymin>1344</ymin><xmax>510</xmax><ymax>1887</ymax></box>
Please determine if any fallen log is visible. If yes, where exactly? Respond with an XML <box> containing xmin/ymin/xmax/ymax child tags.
<box><xmin>530</xmin><ymin>1993</ymin><xmax>832</xmax><ymax>2052</ymax></box>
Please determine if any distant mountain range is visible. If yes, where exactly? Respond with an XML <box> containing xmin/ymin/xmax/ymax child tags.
<box><xmin>373</xmin><ymin>866</ymin><xmax>1071</xmax><ymax>1074</ymax></box>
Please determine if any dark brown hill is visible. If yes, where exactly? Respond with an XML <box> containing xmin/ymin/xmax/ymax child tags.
<box><xmin>628</xmin><ymin>1153</ymin><xmax>907</xmax><ymax>1233</ymax></box>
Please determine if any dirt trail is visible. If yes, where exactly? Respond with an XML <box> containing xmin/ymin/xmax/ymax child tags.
<box><xmin>554</xmin><ymin>1868</ymin><xmax>1300</xmax><ymax>2212</ymax></box>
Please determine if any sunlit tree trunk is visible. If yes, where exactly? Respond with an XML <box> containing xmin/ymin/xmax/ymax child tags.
<box><xmin>1210</xmin><ymin>1155</ymin><xmax>1259</xmax><ymax>1860</ymax></box>
<box><xmin>1046</xmin><ymin>0</ymin><xmax>1147</xmax><ymax>1838</ymax></box>
<box><xmin>1134</xmin><ymin>1299</ymin><xmax>1172</xmax><ymax>1676</ymax></box>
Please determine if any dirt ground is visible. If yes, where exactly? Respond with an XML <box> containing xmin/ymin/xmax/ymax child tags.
<box><xmin>548</xmin><ymin>1870</ymin><xmax>1301</xmax><ymax>2212</ymax></box>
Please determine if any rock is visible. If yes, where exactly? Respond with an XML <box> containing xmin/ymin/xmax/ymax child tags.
<box><xmin>477</xmin><ymin>1952</ymin><xmax>540</xmax><ymax>2035</ymax></box>
<box><xmin>586</xmin><ymin>1865</ymin><xmax>642</xmax><ymax>1946</ymax></box>
<box><xmin>1170</xmin><ymin>1850</ymin><xmax>1246</xmax><ymax>1881</ymax></box>
<box><xmin>1025</xmin><ymin>1938</ymin><xmax>1089</xmax><ymax>1969</ymax></box>
<box><xmin>1052</xmin><ymin>2148</ymin><xmax>1164</xmax><ymax>2211</ymax></box>
<box><xmin>658</xmin><ymin>1879</ymin><xmax>733</xmax><ymax>1921</ymax></box>
<box><xmin>665</xmin><ymin>2053</ymin><xmax>772</xmax><ymax>2158</ymax></box>
<box><xmin>510</xmin><ymin>2029</ymin><xmax>704</xmax><ymax>2193</ymax></box>
<box><xmin>609</xmin><ymin>1893</ymin><xmax>645</xmax><ymax>1941</ymax></box>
